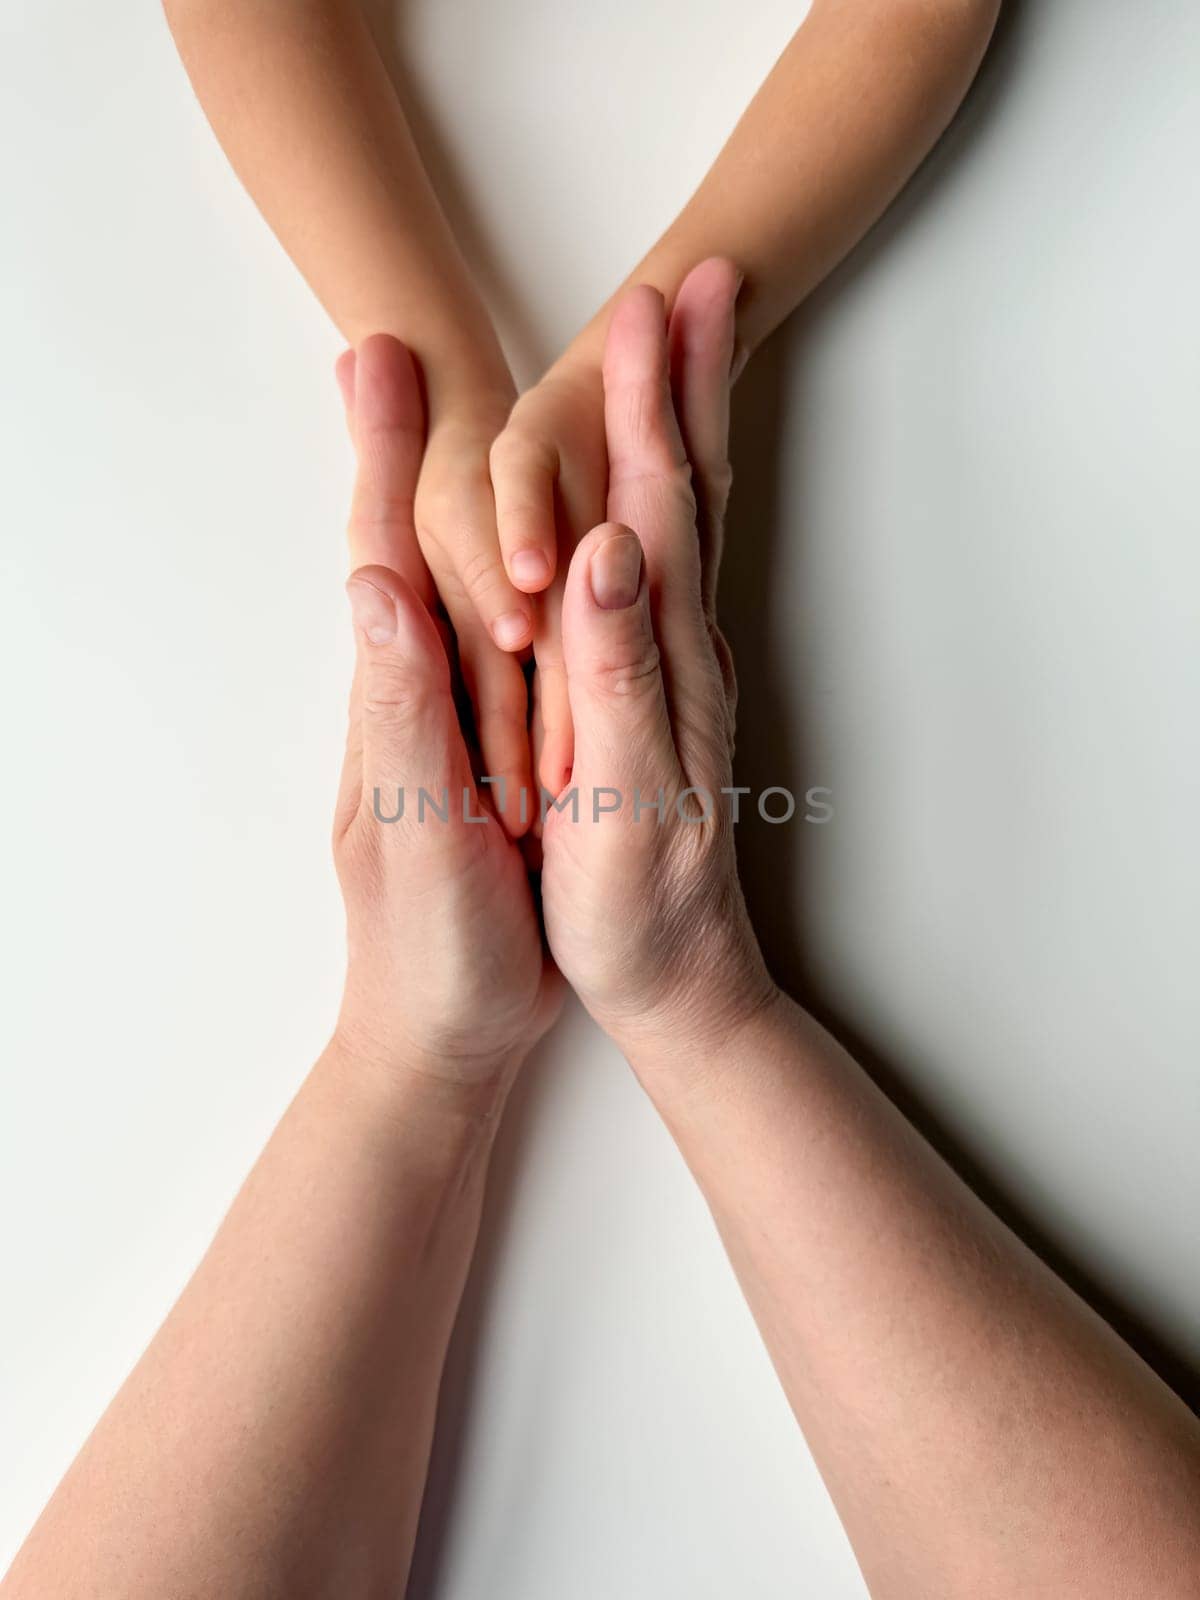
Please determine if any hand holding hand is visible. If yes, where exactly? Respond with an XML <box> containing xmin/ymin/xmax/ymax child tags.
<box><xmin>336</xmin><ymin>347</ymin><xmax>534</xmax><ymax>835</ymax></box>
<box><xmin>488</xmin><ymin>348</ymin><xmax>609</xmax><ymax>796</ymax></box>
<box><xmin>333</xmin><ymin>336</ymin><xmax>561</xmax><ymax>1086</ymax></box>
<box><xmin>540</xmin><ymin>262</ymin><xmax>777</xmax><ymax>1055</ymax></box>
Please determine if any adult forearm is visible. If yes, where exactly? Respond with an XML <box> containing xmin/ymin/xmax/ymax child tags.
<box><xmin>162</xmin><ymin>0</ymin><xmax>510</xmax><ymax>414</ymax></box>
<box><xmin>568</xmin><ymin>0</ymin><xmax>1001</xmax><ymax>372</ymax></box>
<box><xmin>626</xmin><ymin>994</ymin><xmax>1200</xmax><ymax>1598</ymax></box>
<box><xmin>2</xmin><ymin>1039</ymin><xmax>516</xmax><ymax>1599</ymax></box>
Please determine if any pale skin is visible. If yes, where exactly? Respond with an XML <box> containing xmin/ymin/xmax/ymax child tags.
<box><xmin>161</xmin><ymin>0</ymin><xmax>1003</xmax><ymax>799</ymax></box>
<box><xmin>0</xmin><ymin>335</ymin><xmax>562</xmax><ymax>1599</ymax></box>
<box><xmin>5</xmin><ymin>269</ymin><xmax>1199</xmax><ymax>1598</ymax></box>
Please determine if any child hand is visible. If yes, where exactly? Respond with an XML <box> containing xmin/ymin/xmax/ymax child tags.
<box><xmin>488</xmin><ymin>346</ymin><xmax>608</xmax><ymax>795</ymax></box>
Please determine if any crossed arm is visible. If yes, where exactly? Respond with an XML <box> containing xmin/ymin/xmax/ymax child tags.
<box><xmin>5</xmin><ymin>269</ymin><xmax>1199</xmax><ymax>1599</ymax></box>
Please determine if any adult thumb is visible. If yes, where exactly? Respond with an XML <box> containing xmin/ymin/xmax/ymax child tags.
<box><xmin>345</xmin><ymin>565</ymin><xmax>473</xmax><ymax>817</ymax></box>
<box><xmin>560</xmin><ymin>523</ymin><xmax>681</xmax><ymax>803</ymax></box>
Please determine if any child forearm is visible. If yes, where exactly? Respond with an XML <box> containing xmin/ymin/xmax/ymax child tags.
<box><xmin>162</xmin><ymin>0</ymin><xmax>512</xmax><ymax>416</ymax></box>
<box><xmin>573</xmin><ymin>0</ymin><xmax>1003</xmax><ymax>367</ymax></box>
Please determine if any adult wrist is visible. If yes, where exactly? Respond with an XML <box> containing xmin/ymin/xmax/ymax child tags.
<box><xmin>604</xmin><ymin>950</ymin><xmax>785</xmax><ymax>1087</ymax></box>
<box><xmin>321</xmin><ymin>1024</ymin><xmax>524</xmax><ymax>1136</ymax></box>
<box><xmin>618</xmin><ymin>982</ymin><xmax>790</xmax><ymax>1110</ymax></box>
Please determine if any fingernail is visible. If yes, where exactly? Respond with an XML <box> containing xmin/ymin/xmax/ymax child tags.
<box><xmin>509</xmin><ymin>547</ymin><xmax>551</xmax><ymax>589</ymax></box>
<box><xmin>347</xmin><ymin>577</ymin><xmax>397</xmax><ymax>644</ymax></box>
<box><xmin>493</xmin><ymin>609</ymin><xmax>531</xmax><ymax>649</ymax></box>
<box><xmin>730</xmin><ymin>342</ymin><xmax>749</xmax><ymax>384</ymax></box>
<box><xmin>589</xmin><ymin>532</ymin><xmax>643</xmax><ymax>610</ymax></box>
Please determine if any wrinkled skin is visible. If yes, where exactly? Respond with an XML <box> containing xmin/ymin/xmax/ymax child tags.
<box><xmin>539</xmin><ymin>263</ymin><xmax>776</xmax><ymax>1050</ymax></box>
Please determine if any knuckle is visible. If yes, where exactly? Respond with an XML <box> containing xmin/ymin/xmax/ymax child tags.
<box><xmin>487</xmin><ymin>431</ymin><xmax>518</xmax><ymax>475</ymax></box>
<box><xmin>429</xmin><ymin>559</ymin><xmax>472</xmax><ymax>613</ymax></box>
<box><xmin>415</xmin><ymin>466</ymin><xmax>491</xmax><ymax>532</ymax></box>
<box><xmin>610</xmin><ymin>463</ymin><xmax>697</xmax><ymax>531</ymax></box>
<box><xmin>633</xmin><ymin>461</ymin><xmax>698</xmax><ymax>523</ymax></box>
<box><xmin>619</xmin><ymin>376</ymin><xmax>674</xmax><ymax>456</ymax></box>
<box><xmin>667</xmin><ymin>461</ymin><xmax>699</xmax><ymax>517</ymax></box>
<box><xmin>496</xmin><ymin>497</ymin><xmax>550</xmax><ymax>532</ymax></box>
<box><xmin>511</xmin><ymin>372</ymin><xmax>573</xmax><ymax>426</ymax></box>
<box><xmin>589</xmin><ymin>638</ymin><xmax>662</xmax><ymax>700</ymax></box>
<box><xmin>489</xmin><ymin>426</ymin><xmax>547</xmax><ymax>472</ymax></box>
<box><xmin>362</xmin><ymin>659</ymin><xmax>437</xmax><ymax>722</ymax></box>
<box><xmin>458</xmin><ymin>542</ymin><xmax>507</xmax><ymax>602</ymax></box>
<box><xmin>349</xmin><ymin>486</ymin><xmax>416</xmax><ymax>532</ymax></box>
<box><xmin>413</xmin><ymin>480</ymin><xmax>453</xmax><ymax>535</ymax></box>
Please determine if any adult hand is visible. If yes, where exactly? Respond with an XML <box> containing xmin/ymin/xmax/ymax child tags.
<box><xmin>336</xmin><ymin>346</ymin><xmax>533</xmax><ymax>835</ymax></box>
<box><xmin>333</xmin><ymin>336</ymin><xmax>561</xmax><ymax>1083</ymax></box>
<box><xmin>540</xmin><ymin>262</ymin><xmax>778</xmax><ymax>1053</ymax></box>
<box><xmin>486</xmin><ymin>268</ymin><xmax>745</xmax><ymax>800</ymax></box>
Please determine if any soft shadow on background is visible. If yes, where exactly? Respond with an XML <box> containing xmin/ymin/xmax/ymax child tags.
<box><xmin>723</xmin><ymin>0</ymin><xmax>1200</xmax><ymax>1417</ymax></box>
<box><xmin>360</xmin><ymin>3</ymin><xmax>1199</xmax><ymax>1592</ymax></box>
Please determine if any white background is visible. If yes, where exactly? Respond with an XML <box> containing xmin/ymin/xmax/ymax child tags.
<box><xmin>2</xmin><ymin>1</ymin><xmax>1198</xmax><ymax>1593</ymax></box>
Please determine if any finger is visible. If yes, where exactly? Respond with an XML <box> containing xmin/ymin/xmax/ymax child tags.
<box><xmin>420</xmin><ymin>536</ymin><xmax>534</xmax><ymax>837</ymax></box>
<box><xmin>423</xmin><ymin>470</ymin><xmax>534</xmax><ymax>652</ymax></box>
<box><xmin>531</xmin><ymin>574</ymin><xmax>571</xmax><ymax>798</ymax></box>
<box><xmin>347</xmin><ymin>336</ymin><xmax>434</xmax><ymax>609</ymax></box>
<box><xmin>489</xmin><ymin>426</ymin><xmax>558</xmax><ymax>593</ymax></box>
<box><xmin>530</xmin><ymin>446</ymin><xmax>606</xmax><ymax>797</ymax></box>
<box><xmin>667</xmin><ymin>258</ymin><xmax>739</xmax><ymax>619</ymax></box>
<box><xmin>602</xmin><ymin>287</ymin><xmax>723</xmax><ymax>782</ymax></box>
<box><xmin>528</xmin><ymin>652</ymin><xmax>548</xmax><ymax>826</ymax></box>
<box><xmin>603</xmin><ymin>286</ymin><xmax>690</xmax><ymax>489</ymax></box>
<box><xmin>560</xmin><ymin>522</ymin><xmax>680</xmax><ymax>800</ymax></box>
<box><xmin>456</xmin><ymin>620</ymin><xmax>535</xmax><ymax>838</ymax></box>
<box><xmin>603</xmin><ymin>285</ymin><xmax>699</xmax><ymax>603</ymax></box>
<box><xmin>335</xmin><ymin>348</ymin><xmax>357</xmax><ymax>443</ymax></box>
<box><xmin>345</xmin><ymin>564</ymin><xmax>475</xmax><ymax>817</ymax></box>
